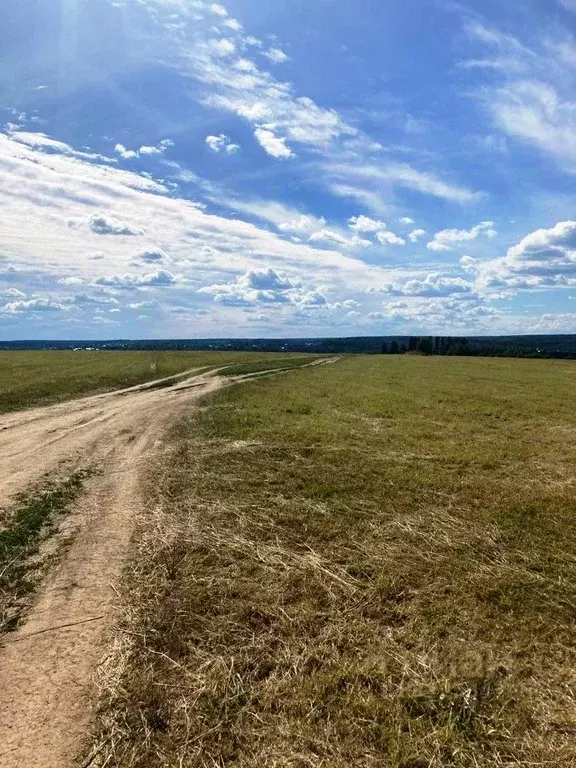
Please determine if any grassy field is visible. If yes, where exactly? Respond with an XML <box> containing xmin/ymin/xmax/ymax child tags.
<box><xmin>88</xmin><ymin>355</ymin><xmax>576</xmax><ymax>767</ymax></box>
<box><xmin>0</xmin><ymin>350</ymin><xmax>305</xmax><ymax>413</ymax></box>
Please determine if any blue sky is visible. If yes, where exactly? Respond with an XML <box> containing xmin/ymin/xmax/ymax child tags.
<box><xmin>2</xmin><ymin>0</ymin><xmax>576</xmax><ymax>339</ymax></box>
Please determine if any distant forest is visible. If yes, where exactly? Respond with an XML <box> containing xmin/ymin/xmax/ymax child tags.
<box><xmin>3</xmin><ymin>335</ymin><xmax>576</xmax><ymax>359</ymax></box>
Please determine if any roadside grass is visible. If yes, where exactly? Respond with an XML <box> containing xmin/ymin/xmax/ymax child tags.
<box><xmin>0</xmin><ymin>350</ymin><xmax>302</xmax><ymax>413</ymax></box>
<box><xmin>222</xmin><ymin>356</ymin><xmax>327</xmax><ymax>377</ymax></box>
<box><xmin>87</xmin><ymin>356</ymin><xmax>576</xmax><ymax>767</ymax></box>
<box><xmin>0</xmin><ymin>471</ymin><xmax>88</xmax><ymax>635</ymax></box>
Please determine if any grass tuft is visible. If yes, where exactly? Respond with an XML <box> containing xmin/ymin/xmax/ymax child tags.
<box><xmin>0</xmin><ymin>472</ymin><xmax>88</xmax><ymax>634</ymax></box>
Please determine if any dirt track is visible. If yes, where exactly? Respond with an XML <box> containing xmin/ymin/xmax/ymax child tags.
<box><xmin>0</xmin><ymin>369</ymin><xmax>224</xmax><ymax>768</ymax></box>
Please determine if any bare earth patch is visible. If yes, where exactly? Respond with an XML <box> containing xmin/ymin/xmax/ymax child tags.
<box><xmin>0</xmin><ymin>370</ymin><xmax>223</xmax><ymax>768</ymax></box>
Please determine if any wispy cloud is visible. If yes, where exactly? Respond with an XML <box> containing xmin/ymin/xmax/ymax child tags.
<box><xmin>427</xmin><ymin>221</ymin><xmax>496</xmax><ymax>252</ymax></box>
<box><xmin>463</xmin><ymin>20</ymin><xmax>576</xmax><ymax>169</ymax></box>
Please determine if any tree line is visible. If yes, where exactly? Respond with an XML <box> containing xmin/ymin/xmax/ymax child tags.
<box><xmin>381</xmin><ymin>337</ymin><xmax>562</xmax><ymax>358</ymax></box>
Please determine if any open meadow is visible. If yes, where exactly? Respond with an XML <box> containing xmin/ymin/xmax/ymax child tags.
<box><xmin>85</xmin><ymin>354</ymin><xmax>576</xmax><ymax>767</ymax></box>
<box><xmin>0</xmin><ymin>349</ymin><xmax>304</xmax><ymax>413</ymax></box>
<box><xmin>0</xmin><ymin>352</ymin><xmax>575</xmax><ymax>767</ymax></box>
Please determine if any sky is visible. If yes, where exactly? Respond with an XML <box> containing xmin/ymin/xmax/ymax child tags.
<box><xmin>2</xmin><ymin>0</ymin><xmax>576</xmax><ymax>339</ymax></box>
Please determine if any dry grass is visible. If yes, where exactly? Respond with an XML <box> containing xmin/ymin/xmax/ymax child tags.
<box><xmin>0</xmin><ymin>350</ymin><xmax>302</xmax><ymax>413</ymax></box>
<box><xmin>86</xmin><ymin>356</ymin><xmax>576</xmax><ymax>767</ymax></box>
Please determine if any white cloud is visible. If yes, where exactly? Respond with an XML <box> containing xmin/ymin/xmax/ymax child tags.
<box><xmin>208</xmin><ymin>38</ymin><xmax>236</xmax><ymax>56</ymax></box>
<box><xmin>9</xmin><ymin>131</ymin><xmax>115</xmax><ymax>164</ymax></box>
<box><xmin>326</xmin><ymin>162</ymin><xmax>478</xmax><ymax>209</ymax></box>
<box><xmin>234</xmin><ymin>58</ymin><xmax>257</xmax><ymax>73</ymax></box>
<box><xmin>1</xmin><ymin>297</ymin><xmax>66</xmax><ymax>314</ymax></box>
<box><xmin>400</xmin><ymin>217</ymin><xmax>415</xmax><ymax>225</ymax></box>
<box><xmin>114</xmin><ymin>140</ymin><xmax>173</xmax><ymax>159</ymax></box>
<box><xmin>348</xmin><ymin>215</ymin><xmax>386</xmax><ymax>233</ymax></box>
<box><xmin>94</xmin><ymin>270</ymin><xmax>176</xmax><ymax>287</ymax></box>
<box><xmin>72</xmin><ymin>293</ymin><xmax>120</xmax><ymax>307</ymax></box>
<box><xmin>465</xmin><ymin>22</ymin><xmax>576</xmax><ymax>170</ymax></box>
<box><xmin>376</xmin><ymin>230</ymin><xmax>406</xmax><ymax>246</ymax></box>
<box><xmin>254</xmin><ymin>128</ymin><xmax>293</xmax><ymax>159</ymax></box>
<box><xmin>139</xmin><ymin>145</ymin><xmax>162</xmax><ymax>156</ymax></box>
<box><xmin>222</xmin><ymin>18</ymin><xmax>242</xmax><ymax>31</ymax></box>
<box><xmin>427</xmin><ymin>221</ymin><xmax>497</xmax><ymax>252</ymax></box>
<box><xmin>278</xmin><ymin>214</ymin><xmax>327</xmax><ymax>234</ymax></box>
<box><xmin>205</xmin><ymin>133</ymin><xmax>240</xmax><ymax>153</ymax></box>
<box><xmin>263</xmin><ymin>48</ymin><xmax>289</xmax><ymax>64</ymax></box>
<box><xmin>0</xmin><ymin>287</ymin><xmax>26</xmax><ymax>299</ymax></box>
<box><xmin>208</xmin><ymin>3</ymin><xmax>228</xmax><ymax>16</ymax></box>
<box><xmin>115</xmin><ymin>143</ymin><xmax>138</xmax><ymax>160</ymax></box>
<box><xmin>242</xmin><ymin>267</ymin><xmax>294</xmax><ymax>290</ymax></box>
<box><xmin>0</xmin><ymin>122</ymin><xmax>405</xmax><ymax>335</ymax></box>
<box><xmin>309</xmin><ymin>229</ymin><xmax>371</xmax><ymax>249</ymax></box>
<box><xmin>300</xmin><ymin>291</ymin><xmax>327</xmax><ymax>306</ymax></box>
<box><xmin>86</xmin><ymin>212</ymin><xmax>144</xmax><ymax>236</ymax></box>
<box><xmin>199</xmin><ymin>266</ymin><xmax>297</xmax><ymax>306</ymax></box>
<box><xmin>135</xmin><ymin>248</ymin><xmax>168</xmax><ymax>263</ymax></box>
<box><xmin>476</xmin><ymin>221</ymin><xmax>576</xmax><ymax>291</ymax></box>
<box><xmin>408</xmin><ymin>228</ymin><xmax>426</xmax><ymax>243</ymax></box>
<box><xmin>347</xmin><ymin>215</ymin><xmax>403</xmax><ymax>245</ymax></box>
<box><xmin>127</xmin><ymin>1</ymin><xmax>478</xmax><ymax>215</ymax></box>
<box><xmin>379</xmin><ymin>273</ymin><xmax>477</xmax><ymax>298</ymax></box>
<box><xmin>128</xmin><ymin>300</ymin><xmax>161</xmax><ymax>310</ymax></box>
<box><xmin>363</xmin><ymin>295</ymin><xmax>504</xmax><ymax>334</ymax></box>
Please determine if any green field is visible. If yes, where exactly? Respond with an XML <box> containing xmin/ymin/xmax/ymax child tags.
<box><xmin>0</xmin><ymin>350</ymin><xmax>305</xmax><ymax>413</ymax></box>
<box><xmin>90</xmin><ymin>355</ymin><xmax>576</xmax><ymax>767</ymax></box>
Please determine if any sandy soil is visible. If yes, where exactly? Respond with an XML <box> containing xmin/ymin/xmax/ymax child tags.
<box><xmin>0</xmin><ymin>369</ymin><xmax>223</xmax><ymax>768</ymax></box>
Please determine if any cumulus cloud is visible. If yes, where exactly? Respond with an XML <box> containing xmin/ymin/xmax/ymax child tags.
<box><xmin>205</xmin><ymin>134</ymin><xmax>240</xmax><ymax>153</ymax></box>
<box><xmin>114</xmin><ymin>139</ymin><xmax>173</xmax><ymax>160</ymax></box>
<box><xmin>400</xmin><ymin>217</ymin><xmax>415</xmax><ymax>225</ymax></box>
<box><xmin>139</xmin><ymin>145</ymin><xmax>162</xmax><ymax>156</ymax></box>
<box><xmin>427</xmin><ymin>221</ymin><xmax>497</xmax><ymax>252</ymax></box>
<box><xmin>300</xmin><ymin>291</ymin><xmax>327</xmax><ymax>306</ymax></box>
<box><xmin>208</xmin><ymin>38</ymin><xmax>236</xmax><ymax>56</ymax></box>
<box><xmin>1</xmin><ymin>297</ymin><xmax>65</xmax><ymax>314</ymax></box>
<box><xmin>378</xmin><ymin>273</ymin><xmax>477</xmax><ymax>298</ymax></box>
<box><xmin>135</xmin><ymin>248</ymin><xmax>168</xmax><ymax>263</ymax></box>
<box><xmin>222</xmin><ymin>17</ymin><xmax>242</xmax><ymax>31</ymax></box>
<box><xmin>263</xmin><ymin>48</ymin><xmax>289</xmax><ymax>64</ymax></box>
<box><xmin>278</xmin><ymin>214</ymin><xmax>327</xmax><ymax>234</ymax></box>
<box><xmin>409</xmin><ymin>228</ymin><xmax>427</xmax><ymax>243</ymax></box>
<box><xmin>254</xmin><ymin>128</ymin><xmax>293</xmax><ymax>158</ymax></box>
<box><xmin>208</xmin><ymin>3</ymin><xmax>228</xmax><ymax>17</ymax></box>
<box><xmin>198</xmin><ymin>266</ymin><xmax>299</xmax><ymax>306</ymax></box>
<box><xmin>242</xmin><ymin>267</ymin><xmax>294</xmax><ymax>290</ymax></box>
<box><xmin>87</xmin><ymin>213</ymin><xmax>143</xmax><ymax>236</ymax></box>
<box><xmin>309</xmin><ymin>229</ymin><xmax>371</xmax><ymax>248</ymax></box>
<box><xmin>477</xmin><ymin>221</ymin><xmax>576</xmax><ymax>290</ymax></box>
<box><xmin>72</xmin><ymin>293</ymin><xmax>120</xmax><ymax>306</ymax></box>
<box><xmin>94</xmin><ymin>270</ymin><xmax>175</xmax><ymax>288</ymax></box>
<box><xmin>347</xmin><ymin>215</ymin><xmax>404</xmax><ymax>245</ymax></box>
<box><xmin>128</xmin><ymin>300</ymin><xmax>161</xmax><ymax>310</ymax></box>
<box><xmin>0</xmin><ymin>287</ymin><xmax>26</xmax><ymax>298</ymax></box>
<box><xmin>376</xmin><ymin>230</ymin><xmax>405</xmax><ymax>246</ymax></box>
<box><xmin>115</xmin><ymin>143</ymin><xmax>138</xmax><ymax>160</ymax></box>
<box><xmin>348</xmin><ymin>215</ymin><xmax>386</xmax><ymax>233</ymax></box>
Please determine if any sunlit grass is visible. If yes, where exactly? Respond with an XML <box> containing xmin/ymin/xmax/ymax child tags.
<box><xmin>88</xmin><ymin>356</ymin><xmax>576</xmax><ymax>767</ymax></box>
<box><xmin>0</xmin><ymin>350</ymin><xmax>309</xmax><ymax>413</ymax></box>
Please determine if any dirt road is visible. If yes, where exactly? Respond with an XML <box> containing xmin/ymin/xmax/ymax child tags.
<box><xmin>0</xmin><ymin>369</ymin><xmax>224</xmax><ymax>768</ymax></box>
